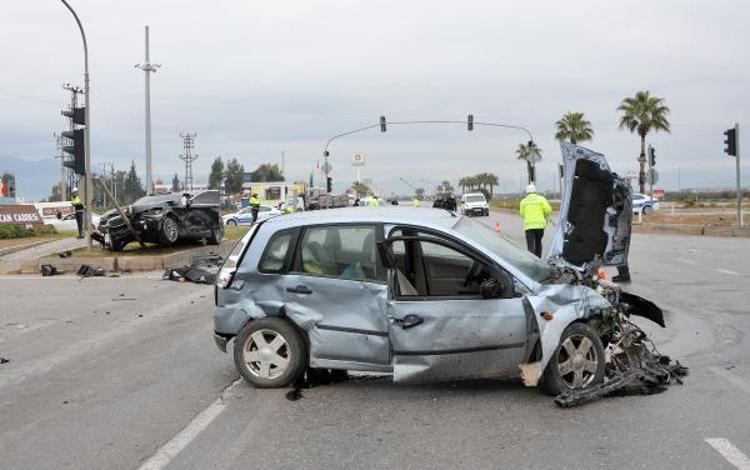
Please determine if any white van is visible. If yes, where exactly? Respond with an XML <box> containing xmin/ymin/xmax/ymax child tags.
<box><xmin>460</xmin><ymin>193</ymin><xmax>489</xmax><ymax>216</ymax></box>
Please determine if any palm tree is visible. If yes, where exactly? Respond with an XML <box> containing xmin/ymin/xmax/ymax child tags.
<box><xmin>485</xmin><ymin>173</ymin><xmax>499</xmax><ymax>199</ymax></box>
<box><xmin>617</xmin><ymin>91</ymin><xmax>670</xmax><ymax>193</ymax></box>
<box><xmin>555</xmin><ymin>112</ymin><xmax>594</xmax><ymax>144</ymax></box>
<box><xmin>516</xmin><ymin>142</ymin><xmax>542</xmax><ymax>184</ymax></box>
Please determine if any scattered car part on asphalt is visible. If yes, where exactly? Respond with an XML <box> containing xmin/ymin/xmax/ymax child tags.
<box><xmin>93</xmin><ymin>190</ymin><xmax>223</xmax><ymax>252</ymax></box>
<box><xmin>77</xmin><ymin>264</ymin><xmax>106</xmax><ymax>278</ymax></box>
<box><xmin>0</xmin><ymin>357</ymin><xmax>10</xmax><ymax>365</ymax></box>
<box><xmin>163</xmin><ymin>265</ymin><xmax>217</xmax><ymax>284</ymax></box>
<box><xmin>40</xmin><ymin>264</ymin><xmax>60</xmax><ymax>276</ymax></box>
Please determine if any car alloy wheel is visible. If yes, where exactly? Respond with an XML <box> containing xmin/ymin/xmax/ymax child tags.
<box><xmin>162</xmin><ymin>217</ymin><xmax>179</xmax><ymax>243</ymax></box>
<box><xmin>243</xmin><ymin>329</ymin><xmax>291</xmax><ymax>380</ymax></box>
<box><xmin>557</xmin><ymin>334</ymin><xmax>599</xmax><ymax>389</ymax></box>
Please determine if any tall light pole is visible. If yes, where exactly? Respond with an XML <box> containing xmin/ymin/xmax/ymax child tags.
<box><xmin>60</xmin><ymin>0</ymin><xmax>92</xmax><ymax>247</ymax></box>
<box><xmin>135</xmin><ymin>25</ymin><xmax>161</xmax><ymax>195</ymax></box>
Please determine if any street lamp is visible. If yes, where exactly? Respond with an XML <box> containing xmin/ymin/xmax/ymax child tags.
<box><xmin>60</xmin><ymin>0</ymin><xmax>92</xmax><ymax>247</ymax></box>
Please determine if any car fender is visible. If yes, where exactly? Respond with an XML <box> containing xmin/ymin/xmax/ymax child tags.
<box><xmin>522</xmin><ymin>284</ymin><xmax>611</xmax><ymax>385</ymax></box>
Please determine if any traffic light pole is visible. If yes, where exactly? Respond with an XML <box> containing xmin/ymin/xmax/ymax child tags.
<box><xmin>735</xmin><ymin>123</ymin><xmax>742</xmax><ymax>227</ymax></box>
<box><xmin>60</xmin><ymin>0</ymin><xmax>92</xmax><ymax>247</ymax></box>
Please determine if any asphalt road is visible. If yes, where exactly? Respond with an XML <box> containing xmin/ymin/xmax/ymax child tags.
<box><xmin>1</xmin><ymin>209</ymin><xmax>749</xmax><ymax>470</ymax></box>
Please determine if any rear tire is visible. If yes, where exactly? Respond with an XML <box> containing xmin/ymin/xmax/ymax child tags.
<box><xmin>540</xmin><ymin>322</ymin><xmax>605</xmax><ymax>396</ymax></box>
<box><xmin>233</xmin><ymin>317</ymin><xmax>306</xmax><ymax>388</ymax></box>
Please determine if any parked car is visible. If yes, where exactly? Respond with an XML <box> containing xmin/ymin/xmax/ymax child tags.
<box><xmin>460</xmin><ymin>193</ymin><xmax>489</xmax><ymax>216</ymax></box>
<box><xmin>93</xmin><ymin>191</ymin><xmax>223</xmax><ymax>251</ymax></box>
<box><xmin>223</xmin><ymin>204</ymin><xmax>282</xmax><ymax>226</ymax></box>
<box><xmin>213</xmin><ymin>146</ymin><xmax>665</xmax><ymax>397</ymax></box>
<box><xmin>631</xmin><ymin>193</ymin><xmax>660</xmax><ymax>214</ymax></box>
<box><xmin>46</xmin><ymin>212</ymin><xmax>101</xmax><ymax>233</ymax></box>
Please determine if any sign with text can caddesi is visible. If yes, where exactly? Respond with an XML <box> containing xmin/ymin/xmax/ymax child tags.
<box><xmin>352</xmin><ymin>152</ymin><xmax>365</xmax><ymax>167</ymax></box>
<box><xmin>0</xmin><ymin>205</ymin><xmax>44</xmax><ymax>226</ymax></box>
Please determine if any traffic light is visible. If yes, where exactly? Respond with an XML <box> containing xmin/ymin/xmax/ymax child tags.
<box><xmin>62</xmin><ymin>128</ymin><xmax>85</xmax><ymax>174</ymax></box>
<box><xmin>380</xmin><ymin>116</ymin><xmax>387</xmax><ymax>132</ymax></box>
<box><xmin>61</xmin><ymin>105</ymin><xmax>86</xmax><ymax>175</ymax></box>
<box><xmin>648</xmin><ymin>146</ymin><xmax>656</xmax><ymax>167</ymax></box>
<box><xmin>467</xmin><ymin>114</ymin><xmax>474</xmax><ymax>131</ymax></box>
<box><xmin>326</xmin><ymin>176</ymin><xmax>333</xmax><ymax>193</ymax></box>
<box><xmin>724</xmin><ymin>127</ymin><xmax>737</xmax><ymax>156</ymax></box>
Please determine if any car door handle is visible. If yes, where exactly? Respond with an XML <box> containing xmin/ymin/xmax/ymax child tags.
<box><xmin>286</xmin><ymin>285</ymin><xmax>313</xmax><ymax>294</ymax></box>
<box><xmin>392</xmin><ymin>314</ymin><xmax>424</xmax><ymax>329</ymax></box>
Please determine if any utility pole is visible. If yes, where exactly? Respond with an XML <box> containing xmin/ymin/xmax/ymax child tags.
<box><xmin>135</xmin><ymin>25</ymin><xmax>161</xmax><ymax>195</ymax></box>
<box><xmin>734</xmin><ymin>123</ymin><xmax>742</xmax><ymax>227</ymax></box>
<box><xmin>60</xmin><ymin>0</ymin><xmax>92</xmax><ymax>247</ymax></box>
<box><xmin>178</xmin><ymin>132</ymin><xmax>198</xmax><ymax>192</ymax></box>
<box><xmin>281</xmin><ymin>150</ymin><xmax>286</xmax><ymax>179</ymax></box>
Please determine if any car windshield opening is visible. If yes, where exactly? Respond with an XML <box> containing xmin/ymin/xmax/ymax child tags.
<box><xmin>465</xmin><ymin>195</ymin><xmax>485</xmax><ymax>203</ymax></box>
<box><xmin>453</xmin><ymin>217</ymin><xmax>552</xmax><ymax>282</ymax></box>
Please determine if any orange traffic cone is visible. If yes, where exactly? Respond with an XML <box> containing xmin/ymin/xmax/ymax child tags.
<box><xmin>495</xmin><ymin>221</ymin><xmax>501</xmax><ymax>233</ymax></box>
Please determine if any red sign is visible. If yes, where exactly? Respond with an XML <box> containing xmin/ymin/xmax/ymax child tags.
<box><xmin>0</xmin><ymin>205</ymin><xmax>44</xmax><ymax>226</ymax></box>
<box><xmin>653</xmin><ymin>189</ymin><xmax>666</xmax><ymax>199</ymax></box>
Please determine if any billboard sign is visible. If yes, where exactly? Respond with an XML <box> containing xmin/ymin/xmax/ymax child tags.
<box><xmin>0</xmin><ymin>205</ymin><xmax>44</xmax><ymax>226</ymax></box>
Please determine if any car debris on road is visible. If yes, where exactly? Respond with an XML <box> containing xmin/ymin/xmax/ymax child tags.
<box><xmin>163</xmin><ymin>265</ymin><xmax>217</xmax><ymax>284</ymax></box>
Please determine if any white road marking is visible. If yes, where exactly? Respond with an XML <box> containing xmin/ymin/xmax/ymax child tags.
<box><xmin>676</xmin><ymin>258</ymin><xmax>699</xmax><ymax>266</ymax></box>
<box><xmin>137</xmin><ymin>378</ymin><xmax>242</xmax><ymax>470</ymax></box>
<box><xmin>705</xmin><ymin>438</ymin><xmax>750</xmax><ymax>470</ymax></box>
<box><xmin>715</xmin><ymin>268</ymin><xmax>741</xmax><ymax>276</ymax></box>
<box><xmin>710</xmin><ymin>367</ymin><xmax>750</xmax><ymax>395</ymax></box>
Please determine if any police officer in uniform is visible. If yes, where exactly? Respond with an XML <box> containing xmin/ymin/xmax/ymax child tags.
<box><xmin>71</xmin><ymin>187</ymin><xmax>85</xmax><ymax>239</ymax></box>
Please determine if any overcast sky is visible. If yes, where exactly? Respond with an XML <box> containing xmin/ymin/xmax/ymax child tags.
<box><xmin>2</xmin><ymin>0</ymin><xmax>748</xmax><ymax>196</ymax></box>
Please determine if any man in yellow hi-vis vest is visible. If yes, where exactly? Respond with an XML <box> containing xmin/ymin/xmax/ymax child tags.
<box><xmin>519</xmin><ymin>184</ymin><xmax>551</xmax><ymax>257</ymax></box>
<box><xmin>249</xmin><ymin>193</ymin><xmax>261</xmax><ymax>223</ymax></box>
<box><xmin>71</xmin><ymin>187</ymin><xmax>85</xmax><ymax>239</ymax></box>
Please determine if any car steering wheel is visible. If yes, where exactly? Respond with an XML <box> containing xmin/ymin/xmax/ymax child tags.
<box><xmin>464</xmin><ymin>261</ymin><xmax>484</xmax><ymax>287</ymax></box>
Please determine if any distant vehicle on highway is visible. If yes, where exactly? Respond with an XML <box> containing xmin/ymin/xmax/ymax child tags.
<box><xmin>460</xmin><ymin>193</ymin><xmax>489</xmax><ymax>216</ymax></box>
<box><xmin>223</xmin><ymin>205</ymin><xmax>282</xmax><ymax>226</ymax></box>
<box><xmin>632</xmin><ymin>193</ymin><xmax>660</xmax><ymax>214</ymax></box>
<box><xmin>46</xmin><ymin>213</ymin><xmax>101</xmax><ymax>233</ymax></box>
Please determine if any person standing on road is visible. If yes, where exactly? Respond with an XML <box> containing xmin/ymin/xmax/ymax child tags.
<box><xmin>249</xmin><ymin>193</ymin><xmax>261</xmax><ymax>223</ymax></box>
<box><xmin>519</xmin><ymin>184</ymin><xmax>551</xmax><ymax>257</ymax></box>
<box><xmin>412</xmin><ymin>198</ymin><xmax>421</xmax><ymax>207</ymax></box>
<box><xmin>70</xmin><ymin>187</ymin><xmax>85</xmax><ymax>239</ymax></box>
<box><xmin>368</xmin><ymin>195</ymin><xmax>380</xmax><ymax>207</ymax></box>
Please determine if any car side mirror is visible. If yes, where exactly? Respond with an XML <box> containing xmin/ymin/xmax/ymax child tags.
<box><xmin>480</xmin><ymin>269</ymin><xmax>515</xmax><ymax>299</ymax></box>
<box><xmin>376</xmin><ymin>241</ymin><xmax>395</xmax><ymax>269</ymax></box>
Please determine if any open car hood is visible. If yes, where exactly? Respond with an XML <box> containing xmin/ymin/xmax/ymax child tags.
<box><xmin>546</xmin><ymin>143</ymin><xmax>632</xmax><ymax>269</ymax></box>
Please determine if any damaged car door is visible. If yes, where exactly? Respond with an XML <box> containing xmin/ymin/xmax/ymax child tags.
<box><xmin>382</xmin><ymin>229</ymin><xmax>530</xmax><ymax>383</ymax></box>
<box><xmin>547</xmin><ymin>142</ymin><xmax>633</xmax><ymax>280</ymax></box>
<box><xmin>282</xmin><ymin>224</ymin><xmax>391</xmax><ymax>368</ymax></box>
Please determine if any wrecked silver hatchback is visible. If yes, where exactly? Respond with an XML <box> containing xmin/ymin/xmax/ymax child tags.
<box><xmin>213</xmin><ymin>145</ymin><xmax>685</xmax><ymax>405</ymax></box>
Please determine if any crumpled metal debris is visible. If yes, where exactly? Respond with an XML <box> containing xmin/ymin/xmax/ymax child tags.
<box><xmin>77</xmin><ymin>264</ymin><xmax>106</xmax><ymax>278</ymax></box>
<box><xmin>555</xmin><ymin>314</ymin><xmax>688</xmax><ymax>408</ymax></box>
<box><xmin>163</xmin><ymin>265</ymin><xmax>216</xmax><ymax>284</ymax></box>
<box><xmin>41</xmin><ymin>264</ymin><xmax>59</xmax><ymax>276</ymax></box>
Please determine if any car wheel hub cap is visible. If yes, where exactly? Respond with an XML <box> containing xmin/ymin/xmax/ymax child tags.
<box><xmin>244</xmin><ymin>329</ymin><xmax>290</xmax><ymax>380</ymax></box>
<box><xmin>558</xmin><ymin>335</ymin><xmax>597</xmax><ymax>389</ymax></box>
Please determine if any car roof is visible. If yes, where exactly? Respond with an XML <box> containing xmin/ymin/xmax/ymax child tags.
<box><xmin>262</xmin><ymin>207</ymin><xmax>459</xmax><ymax>230</ymax></box>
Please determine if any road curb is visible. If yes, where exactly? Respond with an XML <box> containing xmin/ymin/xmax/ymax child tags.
<box><xmin>633</xmin><ymin>223</ymin><xmax>750</xmax><ymax>237</ymax></box>
<box><xmin>19</xmin><ymin>241</ymin><xmax>236</xmax><ymax>275</ymax></box>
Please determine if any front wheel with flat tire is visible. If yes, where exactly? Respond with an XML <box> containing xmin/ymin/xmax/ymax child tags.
<box><xmin>540</xmin><ymin>322</ymin><xmax>605</xmax><ymax>396</ymax></box>
<box><xmin>233</xmin><ymin>317</ymin><xmax>306</xmax><ymax>388</ymax></box>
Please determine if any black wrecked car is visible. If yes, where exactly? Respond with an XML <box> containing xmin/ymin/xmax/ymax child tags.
<box><xmin>94</xmin><ymin>190</ymin><xmax>223</xmax><ymax>251</ymax></box>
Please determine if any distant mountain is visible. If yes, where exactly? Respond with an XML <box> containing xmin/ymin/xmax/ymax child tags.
<box><xmin>0</xmin><ymin>156</ymin><xmax>60</xmax><ymax>201</ymax></box>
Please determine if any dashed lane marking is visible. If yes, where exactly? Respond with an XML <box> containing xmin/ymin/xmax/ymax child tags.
<box><xmin>676</xmin><ymin>258</ymin><xmax>699</xmax><ymax>266</ymax></box>
<box><xmin>710</xmin><ymin>367</ymin><xmax>750</xmax><ymax>395</ymax></box>
<box><xmin>715</xmin><ymin>268</ymin><xmax>741</xmax><ymax>276</ymax></box>
<box><xmin>705</xmin><ymin>438</ymin><xmax>750</xmax><ymax>470</ymax></box>
<box><xmin>137</xmin><ymin>378</ymin><xmax>242</xmax><ymax>470</ymax></box>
